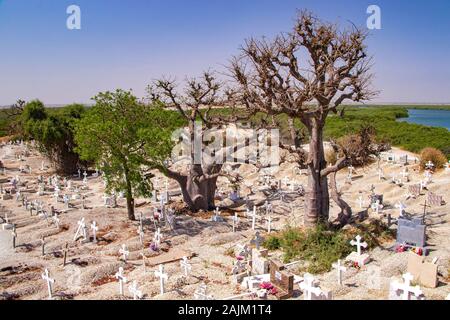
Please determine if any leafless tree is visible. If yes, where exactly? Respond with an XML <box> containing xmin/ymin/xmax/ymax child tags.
<box><xmin>229</xmin><ymin>11</ymin><xmax>377</xmax><ymax>226</ymax></box>
<box><xmin>147</xmin><ymin>72</ymin><xmax>252</xmax><ymax>212</ymax></box>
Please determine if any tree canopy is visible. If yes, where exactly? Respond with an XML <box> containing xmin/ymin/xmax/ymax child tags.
<box><xmin>74</xmin><ymin>89</ymin><xmax>185</xmax><ymax>220</ymax></box>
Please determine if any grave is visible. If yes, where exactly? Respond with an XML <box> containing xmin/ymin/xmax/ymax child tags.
<box><xmin>396</xmin><ymin>217</ymin><xmax>426</xmax><ymax>249</ymax></box>
<box><xmin>428</xmin><ymin>192</ymin><xmax>444</xmax><ymax>206</ymax></box>
<box><xmin>389</xmin><ymin>273</ymin><xmax>425</xmax><ymax>300</ymax></box>
<box><xmin>407</xmin><ymin>252</ymin><xmax>438</xmax><ymax>288</ymax></box>
<box><xmin>251</xmin><ymin>248</ymin><xmax>269</xmax><ymax>275</ymax></box>
<box><xmin>345</xmin><ymin>235</ymin><xmax>370</xmax><ymax>266</ymax></box>
<box><xmin>299</xmin><ymin>273</ymin><xmax>332</xmax><ymax>300</ymax></box>
<box><xmin>269</xmin><ymin>260</ymin><xmax>294</xmax><ymax>300</ymax></box>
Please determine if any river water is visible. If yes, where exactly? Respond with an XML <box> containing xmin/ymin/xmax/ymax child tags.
<box><xmin>398</xmin><ymin>109</ymin><xmax>450</xmax><ymax>130</ymax></box>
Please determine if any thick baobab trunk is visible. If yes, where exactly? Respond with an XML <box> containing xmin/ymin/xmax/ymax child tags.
<box><xmin>54</xmin><ymin>150</ymin><xmax>80</xmax><ymax>175</ymax></box>
<box><xmin>329</xmin><ymin>171</ymin><xmax>352</xmax><ymax>225</ymax></box>
<box><xmin>304</xmin><ymin>123</ymin><xmax>330</xmax><ymax>226</ymax></box>
<box><xmin>171</xmin><ymin>164</ymin><xmax>218</xmax><ymax>212</ymax></box>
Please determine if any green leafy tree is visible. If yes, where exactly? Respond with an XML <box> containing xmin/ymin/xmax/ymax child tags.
<box><xmin>21</xmin><ymin>100</ymin><xmax>85</xmax><ymax>173</ymax></box>
<box><xmin>74</xmin><ymin>89</ymin><xmax>184</xmax><ymax>220</ymax></box>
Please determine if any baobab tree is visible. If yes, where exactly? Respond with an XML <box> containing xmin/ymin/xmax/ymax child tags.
<box><xmin>229</xmin><ymin>11</ymin><xmax>376</xmax><ymax>226</ymax></box>
<box><xmin>147</xmin><ymin>72</ymin><xmax>250</xmax><ymax>212</ymax></box>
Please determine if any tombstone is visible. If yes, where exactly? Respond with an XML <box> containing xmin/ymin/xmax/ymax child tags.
<box><xmin>269</xmin><ymin>260</ymin><xmax>294</xmax><ymax>300</ymax></box>
<box><xmin>407</xmin><ymin>252</ymin><xmax>438</xmax><ymax>288</ymax></box>
<box><xmin>332</xmin><ymin>259</ymin><xmax>347</xmax><ymax>286</ymax></box>
<box><xmin>389</xmin><ymin>273</ymin><xmax>424</xmax><ymax>300</ymax></box>
<box><xmin>399</xmin><ymin>155</ymin><xmax>408</xmax><ymax>165</ymax></box>
<box><xmin>154</xmin><ymin>264</ymin><xmax>168</xmax><ymax>295</ymax></box>
<box><xmin>180</xmin><ymin>256</ymin><xmax>192</xmax><ymax>277</ymax></box>
<box><xmin>119</xmin><ymin>244</ymin><xmax>130</xmax><ymax>263</ymax></box>
<box><xmin>396</xmin><ymin>217</ymin><xmax>426</xmax><ymax>248</ymax></box>
<box><xmin>428</xmin><ymin>192</ymin><xmax>444</xmax><ymax>206</ymax></box>
<box><xmin>407</xmin><ymin>184</ymin><xmax>421</xmax><ymax>199</ymax></box>
<box><xmin>231</xmin><ymin>260</ymin><xmax>248</xmax><ymax>284</ymax></box>
<box><xmin>41</xmin><ymin>269</ymin><xmax>55</xmax><ymax>300</ymax></box>
<box><xmin>115</xmin><ymin>267</ymin><xmax>127</xmax><ymax>296</ymax></box>
<box><xmin>346</xmin><ymin>235</ymin><xmax>370</xmax><ymax>266</ymax></box>
<box><xmin>251</xmin><ymin>248</ymin><xmax>269</xmax><ymax>275</ymax></box>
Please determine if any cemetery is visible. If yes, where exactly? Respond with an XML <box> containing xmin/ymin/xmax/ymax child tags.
<box><xmin>0</xmin><ymin>8</ymin><xmax>449</xmax><ymax>302</ymax></box>
<box><xmin>0</xmin><ymin>133</ymin><xmax>449</xmax><ymax>300</ymax></box>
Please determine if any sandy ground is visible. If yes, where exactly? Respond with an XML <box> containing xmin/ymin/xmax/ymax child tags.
<box><xmin>0</xmin><ymin>142</ymin><xmax>449</xmax><ymax>300</ymax></box>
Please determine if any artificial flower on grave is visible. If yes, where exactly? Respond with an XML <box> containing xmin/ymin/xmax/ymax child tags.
<box><xmin>352</xmin><ymin>261</ymin><xmax>361</xmax><ymax>269</ymax></box>
<box><xmin>150</xmin><ymin>242</ymin><xmax>159</xmax><ymax>252</ymax></box>
<box><xmin>236</xmin><ymin>255</ymin><xmax>244</xmax><ymax>261</ymax></box>
<box><xmin>413</xmin><ymin>247</ymin><xmax>423</xmax><ymax>256</ymax></box>
<box><xmin>396</xmin><ymin>245</ymin><xmax>406</xmax><ymax>253</ymax></box>
<box><xmin>260</xmin><ymin>282</ymin><xmax>273</xmax><ymax>290</ymax></box>
<box><xmin>269</xmin><ymin>287</ymin><xmax>278</xmax><ymax>295</ymax></box>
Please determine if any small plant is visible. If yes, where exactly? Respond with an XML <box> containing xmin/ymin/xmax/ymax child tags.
<box><xmin>224</xmin><ymin>247</ymin><xmax>235</xmax><ymax>257</ymax></box>
<box><xmin>263</xmin><ymin>235</ymin><xmax>282</xmax><ymax>250</ymax></box>
<box><xmin>419</xmin><ymin>147</ymin><xmax>448</xmax><ymax>170</ymax></box>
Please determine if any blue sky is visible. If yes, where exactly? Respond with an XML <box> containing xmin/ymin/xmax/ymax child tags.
<box><xmin>0</xmin><ymin>0</ymin><xmax>449</xmax><ymax>105</ymax></box>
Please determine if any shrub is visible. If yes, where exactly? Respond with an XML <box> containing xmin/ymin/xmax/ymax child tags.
<box><xmin>263</xmin><ymin>235</ymin><xmax>282</xmax><ymax>250</ymax></box>
<box><xmin>419</xmin><ymin>147</ymin><xmax>448</xmax><ymax>169</ymax></box>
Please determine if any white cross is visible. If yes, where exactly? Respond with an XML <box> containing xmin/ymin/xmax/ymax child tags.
<box><xmin>115</xmin><ymin>267</ymin><xmax>127</xmax><ymax>296</ymax></box>
<box><xmin>154</xmin><ymin>264</ymin><xmax>168</xmax><ymax>295</ymax></box>
<box><xmin>91</xmin><ymin>221</ymin><xmax>98</xmax><ymax>243</ymax></box>
<box><xmin>299</xmin><ymin>273</ymin><xmax>322</xmax><ymax>300</ymax></box>
<box><xmin>119</xmin><ymin>244</ymin><xmax>130</xmax><ymax>262</ymax></box>
<box><xmin>248</xmin><ymin>206</ymin><xmax>260</xmax><ymax>230</ymax></box>
<box><xmin>153</xmin><ymin>228</ymin><xmax>162</xmax><ymax>246</ymax></box>
<box><xmin>395</xmin><ymin>202</ymin><xmax>406</xmax><ymax>216</ymax></box>
<box><xmin>212</xmin><ymin>207</ymin><xmax>221</xmax><ymax>222</ymax></box>
<box><xmin>266</xmin><ymin>215</ymin><xmax>272</xmax><ymax>233</ymax></box>
<box><xmin>180</xmin><ymin>256</ymin><xmax>192</xmax><ymax>277</ymax></box>
<box><xmin>137</xmin><ymin>226</ymin><xmax>144</xmax><ymax>245</ymax></box>
<box><xmin>53</xmin><ymin>214</ymin><xmax>60</xmax><ymax>229</ymax></box>
<box><xmin>128</xmin><ymin>280</ymin><xmax>143</xmax><ymax>300</ymax></box>
<box><xmin>350</xmin><ymin>235</ymin><xmax>368</xmax><ymax>256</ymax></box>
<box><xmin>41</xmin><ymin>269</ymin><xmax>55</xmax><ymax>299</ymax></box>
<box><xmin>392</xmin><ymin>273</ymin><xmax>423</xmax><ymax>300</ymax></box>
<box><xmin>378</xmin><ymin>168</ymin><xmax>384</xmax><ymax>180</ymax></box>
<box><xmin>358</xmin><ymin>194</ymin><xmax>364</xmax><ymax>209</ymax></box>
<box><xmin>332</xmin><ymin>259</ymin><xmax>347</xmax><ymax>285</ymax></box>
<box><xmin>231</xmin><ymin>213</ymin><xmax>239</xmax><ymax>232</ymax></box>
<box><xmin>425</xmin><ymin>161</ymin><xmax>434</xmax><ymax>170</ymax></box>
<box><xmin>194</xmin><ymin>283</ymin><xmax>214</xmax><ymax>300</ymax></box>
<box><xmin>73</xmin><ymin>218</ymin><xmax>85</xmax><ymax>241</ymax></box>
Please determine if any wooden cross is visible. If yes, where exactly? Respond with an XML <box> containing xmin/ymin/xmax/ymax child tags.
<box><xmin>73</xmin><ymin>218</ymin><xmax>85</xmax><ymax>241</ymax></box>
<box><xmin>115</xmin><ymin>267</ymin><xmax>127</xmax><ymax>296</ymax></box>
<box><xmin>420</xmin><ymin>200</ymin><xmax>431</xmax><ymax>223</ymax></box>
<box><xmin>41</xmin><ymin>269</ymin><xmax>55</xmax><ymax>300</ymax></box>
<box><xmin>62</xmin><ymin>242</ymin><xmax>69</xmax><ymax>267</ymax></box>
<box><xmin>41</xmin><ymin>236</ymin><xmax>46</xmax><ymax>256</ymax></box>
<box><xmin>137</xmin><ymin>226</ymin><xmax>144</xmax><ymax>245</ymax></box>
<box><xmin>154</xmin><ymin>264</ymin><xmax>168</xmax><ymax>295</ymax></box>
<box><xmin>11</xmin><ymin>225</ymin><xmax>17</xmax><ymax>249</ymax></box>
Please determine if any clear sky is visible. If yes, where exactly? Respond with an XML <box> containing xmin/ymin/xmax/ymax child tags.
<box><xmin>1</xmin><ymin>0</ymin><xmax>449</xmax><ymax>105</ymax></box>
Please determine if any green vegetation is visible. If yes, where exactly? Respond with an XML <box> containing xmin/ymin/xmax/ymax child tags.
<box><xmin>74</xmin><ymin>89</ymin><xmax>185</xmax><ymax>220</ymax></box>
<box><xmin>20</xmin><ymin>101</ymin><xmax>86</xmax><ymax>173</ymax></box>
<box><xmin>263</xmin><ymin>221</ymin><xmax>395</xmax><ymax>273</ymax></box>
